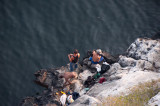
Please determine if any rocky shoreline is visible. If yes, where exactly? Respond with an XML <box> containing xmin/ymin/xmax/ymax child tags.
<box><xmin>20</xmin><ymin>37</ymin><xmax>160</xmax><ymax>106</ymax></box>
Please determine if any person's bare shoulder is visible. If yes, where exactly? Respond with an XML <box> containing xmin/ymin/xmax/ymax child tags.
<box><xmin>78</xmin><ymin>53</ymin><xmax>80</xmax><ymax>58</ymax></box>
<box><xmin>72</xmin><ymin>72</ymin><xmax>78</xmax><ymax>79</ymax></box>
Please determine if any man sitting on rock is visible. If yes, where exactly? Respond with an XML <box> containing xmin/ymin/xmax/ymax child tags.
<box><xmin>59</xmin><ymin>72</ymin><xmax>78</xmax><ymax>86</ymax></box>
<box><xmin>89</xmin><ymin>49</ymin><xmax>104</xmax><ymax>64</ymax></box>
<box><xmin>88</xmin><ymin>49</ymin><xmax>111</xmax><ymax>76</ymax></box>
<box><xmin>88</xmin><ymin>49</ymin><xmax>104</xmax><ymax>72</ymax></box>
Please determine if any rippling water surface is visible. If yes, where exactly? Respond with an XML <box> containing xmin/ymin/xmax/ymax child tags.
<box><xmin>0</xmin><ymin>0</ymin><xmax>160</xmax><ymax>105</ymax></box>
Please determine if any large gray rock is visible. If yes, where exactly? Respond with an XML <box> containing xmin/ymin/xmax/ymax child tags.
<box><xmin>21</xmin><ymin>65</ymin><xmax>88</xmax><ymax>106</ymax></box>
<box><xmin>102</xmin><ymin>51</ymin><xmax>119</xmax><ymax>64</ymax></box>
<box><xmin>119</xmin><ymin>55</ymin><xmax>136</xmax><ymax>67</ymax></box>
<box><xmin>127</xmin><ymin>38</ymin><xmax>160</xmax><ymax>71</ymax></box>
<box><xmin>34</xmin><ymin>68</ymin><xmax>64</xmax><ymax>89</ymax></box>
<box><xmin>118</xmin><ymin>55</ymin><xmax>155</xmax><ymax>72</ymax></box>
<box><xmin>88</xmin><ymin>71</ymin><xmax>160</xmax><ymax>98</ymax></box>
<box><xmin>70</xmin><ymin>95</ymin><xmax>102</xmax><ymax>106</ymax></box>
<box><xmin>71</xmin><ymin>38</ymin><xmax>160</xmax><ymax>106</ymax></box>
<box><xmin>78</xmin><ymin>69</ymin><xmax>94</xmax><ymax>83</ymax></box>
<box><xmin>71</xmin><ymin>79</ymin><xmax>83</xmax><ymax>93</ymax></box>
<box><xmin>21</xmin><ymin>67</ymin><xmax>68</xmax><ymax>106</ymax></box>
<box><xmin>21</xmin><ymin>38</ymin><xmax>160</xmax><ymax>106</ymax></box>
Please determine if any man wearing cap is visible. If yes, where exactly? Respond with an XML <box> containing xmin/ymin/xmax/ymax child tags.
<box><xmin>89</xmin><ymin>49</ymin><xmax>104</xmax><ymax>64</ymax></box>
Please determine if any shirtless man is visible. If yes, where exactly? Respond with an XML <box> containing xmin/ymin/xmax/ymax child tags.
<box><xmin>59</xmin><ymin>72</ymin><xmax>78</xmax><ymax>86</ymax></box>
<box><xmin>90</xmin><ymin>49</ymin><xmax>104</xmax><ymax>64</ymax></box>
<box><xmin>92</xmin><ymin>50</ymin><xmax>101</xmax><ymax>62</ymax></box>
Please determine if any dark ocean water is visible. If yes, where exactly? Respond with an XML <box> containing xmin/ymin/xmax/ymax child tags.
<box><xmin>0</xmin><ymin>0</ymin><xmax>160</xmax><ymax>105</ymax></box>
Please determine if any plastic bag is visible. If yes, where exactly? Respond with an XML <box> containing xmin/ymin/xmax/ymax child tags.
<box><xmin>67</xmin><ymin>95</ymin><xmax>74</xmax><ymax>103</ymax></box>
<box><xmin>96</xmin><ymin>64</ymin><xmax>101</xmax><ymax>72</ymax></box>
<box><xmin>60</xmin><ymin>94</ymin><xmax>67</xmax><ymax>106</ymax></box>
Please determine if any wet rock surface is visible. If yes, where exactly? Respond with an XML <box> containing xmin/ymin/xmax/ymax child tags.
<box><xmin>20</xmin><ymin>38</ymin><xmax>160</xmax><ymax>106</ymax></box>
<box><xmin>20</xmin><ymin>68</ymin><xmax>66</xmax><ymax>106</ymax></box>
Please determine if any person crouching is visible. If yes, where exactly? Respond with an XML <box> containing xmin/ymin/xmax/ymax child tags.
<box><xmin>59</xmin><ymin>72</ymin><xmax>78</xmax><ymax>87</ymax></box>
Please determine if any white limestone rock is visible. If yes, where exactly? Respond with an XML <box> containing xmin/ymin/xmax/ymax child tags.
<box><xmin>127</xmin><ymin>38</ymin><xmax>160</xmax><ymax>70</ymax></box>
<box><xmin>78</xmin><ymin>69</ymin><xmax>94</xmax><ymax>83</ymax></box>
<box><xmin>107</xmin><ymin>63</ymin><xmax>122</xmax><ymax>75</ymax></box>
<box><xmin>148</xmin><ymin>92</ymin><xmax>160</xmax><ymax>106</ymax></box>
<box><xmin>87</xmin><ymin>71</ymin><xmax>160</xmax><ymax>99</ymax></box>
<box><xmin>119</xmin><ymin>55</ymin><xmax>136</xmax><ymax>67</ymax></box>
<box><xmin>69</xmin><ymin>95</ymin><xmax>102</xmax><ymax>106</ymax></box>
<box><xmin>71</xmin><ymin>79</ymin><xmax>83</xmax><ymax>93</ymax></box>
<box><xmin>72</xmin><ymin>38</ymin><xmax>160</xmax><ymax>106</ymax></box>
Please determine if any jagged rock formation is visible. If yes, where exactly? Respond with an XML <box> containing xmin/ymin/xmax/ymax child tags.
<box><xmin>127</xmin><ymin>38</ymin><xmax>160</xmax><ymax>71</ymax></box>
<box><xmin>20</xmin><ymin>38</ymin><xmax>160</xmax><ymax>106</ymax></box>
<box><xmin>71</xmin><ymin>38</ymin><xmax>160</xmax><ymax>106</ymax></box>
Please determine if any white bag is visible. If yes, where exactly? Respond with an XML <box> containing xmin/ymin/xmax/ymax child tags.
<box><xmin>67</xmin><ymin>95</ymin><xmax>74</xmax><ymax>103</ymax></box>
<box><xmin>96</xmin><ymin>64</ymin><xmax>101</xmax><ymax>72</ymax></box>
<box><xmin>60</xmin><ymin>94</ymin><xmax>67</xmax><ymax>106</ymax></box>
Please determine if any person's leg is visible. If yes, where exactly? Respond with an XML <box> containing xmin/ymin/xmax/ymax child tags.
<box><xmin>64</xmin><ymin>78</ymin><xmax>70</xmax><ymax>87</ymax></box>
<box><xmin>70</xmin><ymin>62</ymin><xmax>73</xmax><ymax>72</ymax></box>
<box><xmin>75</xmin><ymin>63</ymin><xmax>77</xmax><ymax>69</ymax></box>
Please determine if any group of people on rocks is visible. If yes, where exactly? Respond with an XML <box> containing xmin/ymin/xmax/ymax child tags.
<box><xmin>60</xmin><ymin>49</ymin><xmax>107</xmax><ymax>87</ymax></box>
<box><xmin>59</xmin><ymin>49</ymin><xmax>80</xmax><ymax>87</ymax></box>
<box><xmin>58</xmin><ymin>49</ymin><xmax>110</xmax><ymax>105</ymax></box>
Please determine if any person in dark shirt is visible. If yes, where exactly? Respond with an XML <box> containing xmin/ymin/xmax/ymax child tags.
<box><xmin>68</xmin><ymin>49</ymin><xmax>80</xmax><ymax>72</ymax></box>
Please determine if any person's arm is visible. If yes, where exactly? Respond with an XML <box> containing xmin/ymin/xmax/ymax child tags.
<box><xmin>68</xmin><ymin>54</ymin><xmax>73</xmax><ymax>62</ymax></box>
<box><xmin>64</xmin><ymin>78</ymin><xmax>72</xmax><ymax>86</ymax></box>
<box><xmin>68</xmin><ymin>80</ymin><xmax>72</xmax><ymax>84</ymax></box>
<box><xmin>78</xmin><ymin>53</ymin><xmax>80</xmax><ymax>58</ymax></box>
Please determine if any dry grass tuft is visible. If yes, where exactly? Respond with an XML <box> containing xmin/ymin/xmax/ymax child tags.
<box><xmin>99</xmin><ymin>79</ymin><xmax>160</xmax><ymax>106</ymax></box>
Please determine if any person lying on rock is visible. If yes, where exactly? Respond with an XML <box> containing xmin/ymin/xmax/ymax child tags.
<box><xmin>59</xmin><ymin>72</ymin><xmax>78</xmax><ymax>86</ymax></box>
<box><xmin>68</xmin><ymin>49</ymin><xmax>80</xmax><ymax>72</ymax></box>
<box><xmin>89</xmin><ymin>49</ymin><xmax>104</xmax><ymax>64</ymax></box>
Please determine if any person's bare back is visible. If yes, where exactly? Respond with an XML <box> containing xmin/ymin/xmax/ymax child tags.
<box><xmin>59</xmin><ymin>72</ymin><xmax>78</xmax><ymax>86</ymax></box>
<box><xmin>92</xmin><ymin>51</ymin><xmax>101</xmax><ymax>62</ymax></box>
